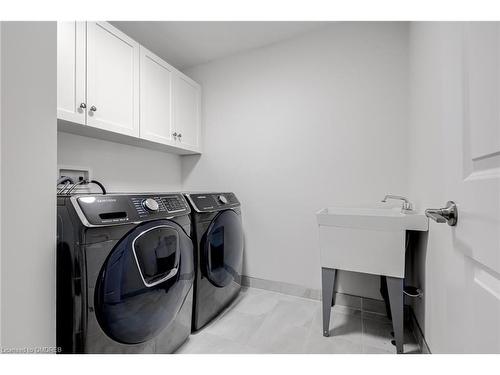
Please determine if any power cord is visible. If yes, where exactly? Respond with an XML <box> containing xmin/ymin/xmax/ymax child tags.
<box><xmin>88</xmin><ymin>179</ymin><xmax>107</xmax><ymax>195</ymax></box>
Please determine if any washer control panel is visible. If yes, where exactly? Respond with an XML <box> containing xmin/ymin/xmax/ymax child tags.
<box><xmin>186</xmin><ymin>192</ymin><xmax>240</xmax><ymax>213</ymax></box>
<box><xmin>131</xmin><ymin>195</ymin><xmax>189</xmax><ymax>218</ymax></box>
<box><xmin>75</xmin><ymin>193</ymin><xmax>190</xmax><ymax>226</ymax></box>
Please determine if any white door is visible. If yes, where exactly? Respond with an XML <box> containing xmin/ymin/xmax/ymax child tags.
<box><xmin>173</xmin><ymin>74</ymin><xmax>201</xmax><ymax>149</ymax></box>
<box><xmin>440</xmin><ymin>23</ymin><xmax>500</xmax><ymax>353</ymax></box>
<box><xmin>57</xmin><ymin>21</ymin><xmax>86</xmax><ymax>124</ymax></box>
<box><xmin>86</xmin><ymin>22</ymin><xmax>139</xmax><ymax>137</ymax></box>
<box><xmin>139</xmin><ymin>46</ymin><xmax>174</xmax><ymax>144</ymax></box>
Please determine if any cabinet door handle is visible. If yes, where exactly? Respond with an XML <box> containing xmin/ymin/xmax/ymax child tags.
<box><xmin>79</xmin><ymin>103</ymin><xmax>87</xmax><ymax>109</ymax></box>
<box><xmin>90</xmin><ymin>105</ymin><xmax>97</xmax><ymax>112</ymax></box>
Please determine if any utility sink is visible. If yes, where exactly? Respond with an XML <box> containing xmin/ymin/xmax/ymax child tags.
<box><xmin>317</xmin><ymin>203</ymin><xmax>428</xmax><ymax>353</ymax></box>
<box><xmin>316</xmin><ymin>206</ymin><xmax>428</xmax><ymax>278</ymax></box>
<box><xmin>316</xmin><ymin>207</ymin><xmax>429</xmax><ymax>232</ymax></box>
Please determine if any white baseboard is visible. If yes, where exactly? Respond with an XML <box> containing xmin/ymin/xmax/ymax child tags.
<box><xmin>241</xmin><ymin>275</ymin><xmax>388</xmax><ymax>315</ymax></box>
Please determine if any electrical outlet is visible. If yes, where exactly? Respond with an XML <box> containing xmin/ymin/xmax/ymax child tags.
<box><xmin>58</xmin><ymin>165</ymin><xmax>92</xmax><ymax>183</ymax></box>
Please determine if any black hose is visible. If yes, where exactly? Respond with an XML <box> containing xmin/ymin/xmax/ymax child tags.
<box><xmin>57</xmin><ymin>176</ymin><xmax>75</xmax><ymax>186</ymax></box>
<box><xmin>58</xmin><ymin>178</ymin><xmax>107</xmax><ymax>195</ymax></box>
<box><xmin>89</xmin><ymin>179</ymin><xmax>107</xmax><ymax>195</ymax></box>
<box><xmin>57</xmin><ymin>181</ymin><xmax>71</xmax><ymax>195</ymax></box>
<box><xmin>65</xmin><ymin>179</ymin><xmax>86</xmax><ymax>195</ymax></box>
<box><xmin>57</xmin><ymin>176</ymin><xmax>76</xmax><ymax>195</ymax></box>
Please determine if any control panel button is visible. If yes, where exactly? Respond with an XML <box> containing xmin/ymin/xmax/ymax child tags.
<box><xmin>142</xmin><ymin>198</ymin><xmax>159</xmax><ymax>212</ymax></box>
<box><xmin>218</xmin><ymin>195</ymin><xmax>228</xmax><ymax>204</ymax></box>
<box><xmin>162</xmin><ymin>196</ymin><xmax>185</xmax><ymax>212</ymax></box>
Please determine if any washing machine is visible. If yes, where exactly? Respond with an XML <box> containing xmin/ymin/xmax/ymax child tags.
<box><xmin>184</xmin><ymin>192</ymin><xmax>243</xmax><ymax>331</ymax></box>
<box><xmin>57</xmin><ymin>193</ymin><xmax>194</xmax><ymax>353</ymax></box>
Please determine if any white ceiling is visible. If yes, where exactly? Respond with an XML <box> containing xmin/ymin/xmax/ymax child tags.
<box><xmin>110</xmin><ymin>21</ymin><xmax>330</xmax><ymax>70</ymax></box>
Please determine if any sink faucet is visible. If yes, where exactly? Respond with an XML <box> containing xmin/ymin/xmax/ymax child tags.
<box><xmin>381</xmin><ymin>194</ymin><xmax>414</xmax><ymax>213</ymax></box>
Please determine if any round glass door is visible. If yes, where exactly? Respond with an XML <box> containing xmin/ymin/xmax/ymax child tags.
<box><xmin>95</xmin><ymin>219</ymin><xmax>193</xmax><ymax>345</ymax></box>
<box><xmin>203</xmin><ymin>210</ymin><xmax>243</xmax><ymax>287</ymax></box>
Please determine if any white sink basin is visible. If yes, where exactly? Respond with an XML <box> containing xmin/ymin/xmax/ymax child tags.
<box><xmin>316</xmin><ymin>207</ymin><xmax>428</xmax><ymax>232</ymax></box>
<box><xmin>317</xmin><ymin>206</ymin><xmax>428</xmax><ymax>278</ymax></box>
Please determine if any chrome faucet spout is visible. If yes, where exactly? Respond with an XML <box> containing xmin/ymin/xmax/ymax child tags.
<box><xmin>382</xmin><ymin>194</ymin><xmax>410</xmax><ymax>204</ymax></box>
<box><xmin>381</xmin><ymin>194</ymin><xmax>414</xmax><ymax>212</ymax></box>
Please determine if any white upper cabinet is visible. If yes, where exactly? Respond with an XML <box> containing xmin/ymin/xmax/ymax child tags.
<box><xmin>139</xmin><ymin>46</ymin><xmax>174</xmax><ymax>144</ymax></box>
<box><xmin>57</xmin><ymin>21</ymin><xmax>201</xmax><ymax>154</ymax></box>
<box><xmin>173</xmin><ymin>74</ymin><xmax>201</xmax><ymax>149</ymax></box>
<box><xmin>86</xmin><ymin>22</ymin><xmax>140</xmax><ymax>137</ymax></box>
<box><xmin>57</xmin><ymin>21</ymin><xmax>86</xmax><ymax>124</ymax></box>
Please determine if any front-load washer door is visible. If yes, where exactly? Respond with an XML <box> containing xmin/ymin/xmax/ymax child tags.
<box><xmin>202</xmin><ymin>210</ymin><xmax>243</xmax><ymax>287</ymax></box>
<box><xmin>95</xmin><ymin>219</ymin><xmax>193</xmax><ymax>345</ymax></box>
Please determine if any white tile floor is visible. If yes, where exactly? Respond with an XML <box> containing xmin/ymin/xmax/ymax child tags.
<box><xmin>175</xmin><ymin>287</ymin><xmax>421</xmax><ymax>354</ymax></box>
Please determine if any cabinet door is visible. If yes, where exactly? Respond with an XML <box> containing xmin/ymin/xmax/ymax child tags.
<box><xmin>173</xmin><ymin>74</ymin><xmax>201</xmax><ymax>149</ymax></box>
<box><xmin>139</xmin><ymin>47</ymin><xmax>174</xmax><ymax>144</ymax></box>
<box><xmin>86</xmin><ymin>22</ymin><xmax>140</xmax><ymax>137</ymax></box>
<box><xmin>57</xmin><ymin>21</ymin><xmax>86</xmax><ymax>124</ymax></box>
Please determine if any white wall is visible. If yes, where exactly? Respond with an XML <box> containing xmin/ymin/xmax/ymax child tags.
<box><xmin>0</xmin><ymin>22</ymin><xmax>57</xmax><ymax>348</ymax></box>
<box><xmin>182</xmin><ymin>22</ymin><xmax>410</xmax><ymax>298</ymax></box>
<box><xmin>58</xmin><ymin>132</ymin><xmax>182</xmax><ymax>193</ymax></box>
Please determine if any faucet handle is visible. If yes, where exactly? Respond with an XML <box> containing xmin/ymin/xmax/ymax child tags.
<box><xmin>381</xmin><ymin>194</ymin><xmax>414</xmax><ymax>212</ymax></box>
<box><xmin>402</xmin><ymin>201</ymin><xmax>414</xmax><ymax>212</ymax></box>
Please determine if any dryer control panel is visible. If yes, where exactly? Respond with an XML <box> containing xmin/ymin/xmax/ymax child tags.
<box><xmin>186</xmin><ymin>192</ymin><xmax>240</xmax><ymax>213</ymax></box>
<box><xmin>74</xmin><ymin>193</ymin><xmax>190</xmax><ymax>226</ymax></box>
